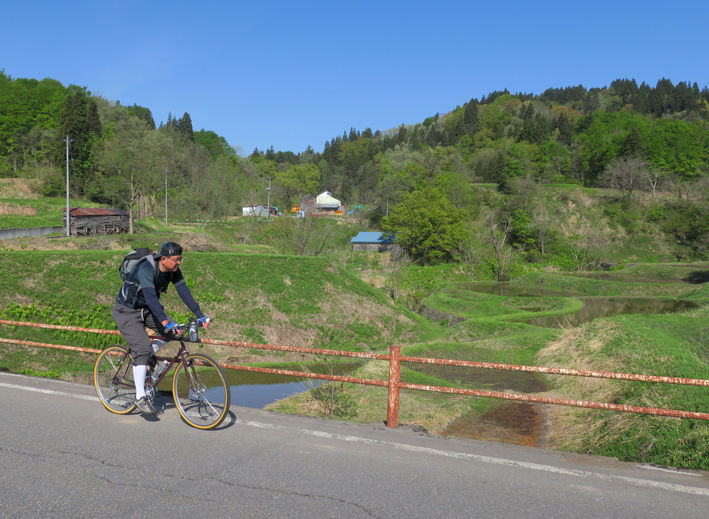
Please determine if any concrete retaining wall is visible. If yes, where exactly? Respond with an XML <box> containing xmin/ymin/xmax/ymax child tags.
<box><xmin>0</xmin><ymin>226</ymin><xmax>64</xmax><ymax>240</ymax></box>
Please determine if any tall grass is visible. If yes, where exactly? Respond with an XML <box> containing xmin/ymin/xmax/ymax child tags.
<box><xmin>537</xmin><ymin>307</ymin><xmax>709</xmax><ymax>470</ymax></box>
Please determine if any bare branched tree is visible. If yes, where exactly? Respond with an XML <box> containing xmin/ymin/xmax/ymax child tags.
<box><xmin>531</xmin><ymin>203</ymin><xmax>551</xmax><ymax>255</ymax></box>
<box><xmin>487</xmin><ymin>212</ymin><xmax>512</xmax><ymax>281</ymax></box>
<box><xmin>599</xmin><ymin>157</ymin><xmax>651</xmax><ymax>198</ymax></box>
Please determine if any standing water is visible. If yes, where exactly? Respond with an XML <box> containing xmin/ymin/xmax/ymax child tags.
<box><xmin>434</xmin><ymin>282</ymin><xmax>700</xmax><ymax>446</ymax></box>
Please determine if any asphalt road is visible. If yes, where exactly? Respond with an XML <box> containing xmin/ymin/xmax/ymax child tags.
<box><xmin>1</xmin><ymin>372</ymin><xmax>708</xmax><ymax>518</ymax></box>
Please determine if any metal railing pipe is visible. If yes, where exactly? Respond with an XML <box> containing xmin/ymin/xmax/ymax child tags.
<box><xmin>1</xmin><ymin>319</ymin><xmax>708</xmax><ymax>426</ymax></box>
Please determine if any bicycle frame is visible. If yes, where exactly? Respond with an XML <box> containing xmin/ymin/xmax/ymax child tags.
<box><xmin>146</xmin><ymin>334</ymin><xmax>193</xmax><ymax>389</ymax></box>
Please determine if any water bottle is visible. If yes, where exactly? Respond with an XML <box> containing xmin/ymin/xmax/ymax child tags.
<box><xmin>188</xmin><ymin>319</ymin><xmax>200</xmax><ymax>342</ymax></box>
<box><xmin>152</xmin><ymin>360</ymin><xmax>169</xmax><ymax>382</ymax></box>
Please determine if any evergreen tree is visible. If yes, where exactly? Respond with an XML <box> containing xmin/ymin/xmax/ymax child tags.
<box><xmin>178</xmin><ymin>112</ymin><xmax>194</xmax><ymax>141</ymax></box>
<box><xmin>610</xmin><ymin>78</ymin><xmax>638</xmax><ymax>105</ymax></box>
<box><xmin>620</xmin><ymin>128</ymin><xmax>645</xmax><ymax>158</ymax></box>
<box><xmin>518</xmin><ymin>104</ymin><xmax>549</xmax><ymax>143</ymax></box>
<box><xmin>87</xmin><ymin>100</ymin><xmax>102</xmax><ymax>136</ymax></box>
<box><xmin>126</xmin><ymin>104</ymin><xmax>155</xmax><ymax>129</ymax></box>
<box><xmin>463</xmin><ymin>98</ymin><xmax>480</xmax><ymax>135</ymax></box>
<box><xmin>631</xmin><ymin>83</ymin><xmax>652</xmax><ymax>113</ymax></box>
<box><xmin>583</xmin><ymin>90</ymin><xmax>600</xmax><ymax>113</ymax></box>
<box><xmin>555</xmin><ymin>113</ymin><xmax>573</xmax><ymax>145</ymax></box>
<box><xmin>55</xmin><ymin>91</ymin><xmax>102</xmax><ymax>195</ymax></box>
<box><xmin>396</xmin><ymin>125</ymin><xmax>408</xmax><ymax>144</ymax></box>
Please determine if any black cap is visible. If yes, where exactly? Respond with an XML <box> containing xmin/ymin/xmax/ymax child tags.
<box><xmin>158</xmin><ymin>241</ymin><xmax>183</xmax><ymax>257</ymax></box>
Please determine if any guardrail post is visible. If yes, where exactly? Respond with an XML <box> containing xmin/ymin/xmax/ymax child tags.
<box><xmin>387</xmin><ymin>345</ymin><xmax>401</xmax><ymax>428</ymax></box>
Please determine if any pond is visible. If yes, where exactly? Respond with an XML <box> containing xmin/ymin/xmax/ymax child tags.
<box><xmin>155</xmin><ymin>362</ymin><xmax>360</xmax><ymax>409</ymax></box>
<box><xmin>460</xmin><ymin>282</ymin><xmax>697</xmax><ymax>328</ymax></box>
<box><xmin>526</xmin><ymin>297</ymin><xmax>697</xmax><ymax>328</ymax></box>
<box><xmin>224</xmin><ymin>362</ymin><xmax>361</xmax><ymax>409</ymax></box>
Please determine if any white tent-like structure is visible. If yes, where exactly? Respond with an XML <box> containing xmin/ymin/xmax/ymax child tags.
<box><xmin>314</xmin><ymin>191</ymin><xmax>342</xmax><ymax>211</ymax></box>
<box><xmin>302</xmin><ymin>191</ymin><xmax>343</xmax><ymax>213</ymax></box>
<box><xmin>242</xmin><ymin>204</ymin><xmax>269</xmax><ymax>217</ymax></box>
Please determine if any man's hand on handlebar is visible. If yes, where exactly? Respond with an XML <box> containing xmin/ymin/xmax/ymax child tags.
<box><xmin>162</xmin><ymin>320</ymin><xmax>182</xmax><ymax>337</ymax></box>
<box><xmin>198</xmin><ymin>316</ymin><xmax>211</xmax><ymax>329</ymax></box>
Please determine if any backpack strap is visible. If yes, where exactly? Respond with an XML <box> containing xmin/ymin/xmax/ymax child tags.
<box><xmin>119</xmin><ymin>254</ymin><xmax>161</xmax><ymax>307</ymax></box>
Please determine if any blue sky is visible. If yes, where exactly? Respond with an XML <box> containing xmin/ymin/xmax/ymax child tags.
<box><xmin>2</xmin><ymin>1</ymin><xmax>708</xmax><ymax>155</ymax></box>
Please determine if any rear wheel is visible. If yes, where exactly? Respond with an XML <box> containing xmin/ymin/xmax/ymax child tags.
<box><xmin>94</xmin><ymin>345</ymin><xmax>137</xmax><ymax>414</ymax></box>
<box><xmin>172</xmin><ymin>353</ymin><xmax>230</xmax><ymax>429</ymax></box>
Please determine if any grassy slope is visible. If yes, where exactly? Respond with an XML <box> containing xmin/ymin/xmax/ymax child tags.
<box><xmin>538</xmin><ymin>305</ymin><xmax>709</xmax><ymax>469</ymax></box>
<box><xmin>271</xmin><ymin>264</ymin><xmax>709</xmax><ymax>470</ymax></box>
<box><xmin>0</xmin><ymin>196</ymin><xmax>105</xmax><ymax>228</ymax></box>
<box><xmin>0</xmin><ymin>250</ymin><xmax>441</xmax><ymax>374</ymax></box>
<box><xmin>414</xmin><ymin>265</ymin><xmax>709</xmax><ymax>469</ymax></box>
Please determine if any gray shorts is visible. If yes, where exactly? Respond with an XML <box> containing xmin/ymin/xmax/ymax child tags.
<box><xmin>112</xmin><ymin>302</ymin><xmax>161</xmax><ymax>366</ymax></box>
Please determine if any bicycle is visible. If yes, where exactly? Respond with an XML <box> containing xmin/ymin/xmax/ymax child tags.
<box><xmin>93</xmin><ymin>319</ymin><xmax>231</xmax><ymax>430</ymax></box>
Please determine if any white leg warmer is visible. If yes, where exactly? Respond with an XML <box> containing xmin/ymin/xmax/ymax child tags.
<box><xmin>133</xmin><ymin>364</ymin><xmax>147</xmax><ymax>399</ymax></box>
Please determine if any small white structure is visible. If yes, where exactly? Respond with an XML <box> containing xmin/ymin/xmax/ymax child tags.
<box><xmin>302</xmin><ymin>191</ymin><xmax>343</xmax><ymax>213</ymax></box>
<box><xmin>242</xmin><ymin>204</ymin><xmax>270</xmax><ymax>217</ymax></box>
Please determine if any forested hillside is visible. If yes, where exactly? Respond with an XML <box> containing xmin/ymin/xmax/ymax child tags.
<box><xmin>1</xmin><ymin>71</ymin><xmax>707</xmax><ymax>268</ymax></box>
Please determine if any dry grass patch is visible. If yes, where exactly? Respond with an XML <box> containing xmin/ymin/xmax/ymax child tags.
<box><xmin>0</xmin><ymin>203</ymin><xmax>36</xmax><ymax>216</ymax></box>
<box><xmin>0</xmin><ymin>179</ymin><xmax>39</xmax><ymax>198</ymax></box>
<box><xmin>535</xmin><ymin>321</ymin><xmax>629</xmax><ymax>449</ymax></box>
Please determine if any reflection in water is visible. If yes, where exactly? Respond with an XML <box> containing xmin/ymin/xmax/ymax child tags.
<box><xmin>463</xmin><ymin>283</ymin><xmax>697</xmax><ymax>328</ymax></box>
<box><xmin>526</xmin><ymin>297</ymin><xmax>697</xmax><ymax>328</ymax></box>
<box><xmin>231</xmin><ymin>380</ymin><xmax>322</xmax><ymax>408</ymax></box>
<box><xmin>461</xmin><ymin>282</ymin><xmax>575</xmax><ymax>297</ymax></box>
<box><xmin>220</xmin><ymin>363</ymin><xmax>359</xmax><ymax>409</ymax></box>
<box><xmin>408</xmin><ymin>364</ymin><xmax>549</xmax><ymax>393</ymax></box>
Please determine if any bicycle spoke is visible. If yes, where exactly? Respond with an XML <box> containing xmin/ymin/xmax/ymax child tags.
<box><xmin>172</xmin><ymin>354</ymin><xmax>230</xmax><ymax>429</ymax></box>
<box><xmin>94</xmin><ymin>346</ymin><xmax>137</xmax><ymax>414</ymax></box>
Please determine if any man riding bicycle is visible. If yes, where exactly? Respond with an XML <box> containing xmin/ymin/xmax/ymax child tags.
<box><xmin>112</xmin><ymin>241</ymin><xmax>210</xmax><ymax>414</ymax></box>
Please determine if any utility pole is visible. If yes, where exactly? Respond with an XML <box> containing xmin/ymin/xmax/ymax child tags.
<box><xmin>266</xmin><ymin>177</ymin><xmax>271</xmax><ymax>219</ymax></box>
<box><xmin>164</xmin><ymin>168</ymin><xmax>168</xmax><ymax>225</ymax></box>
<box><xmin>65</xmin><ymin>135</ymin><xmax>71</xmax><ymax>237</ymax></box>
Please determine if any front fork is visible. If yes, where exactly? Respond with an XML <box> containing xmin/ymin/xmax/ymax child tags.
<box><xmin>178</xmin><ymin>347</ymin><xmax>204</xmax><ymax>399</ymax></box>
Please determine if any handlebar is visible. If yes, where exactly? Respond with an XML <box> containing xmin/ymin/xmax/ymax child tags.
<box><xmin>164</xmin><ymin>318</ymin><xmax>211</xmax><ymax>342</ymax></box>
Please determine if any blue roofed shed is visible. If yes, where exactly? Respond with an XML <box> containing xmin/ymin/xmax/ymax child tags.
<box><xmin>350</xmin><ymin>232</ymin><xmax>400</xmax><ymax>252</ymax></box>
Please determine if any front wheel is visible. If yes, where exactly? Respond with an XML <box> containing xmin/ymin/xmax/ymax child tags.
<box><xmin>172</xmin><ymin>353</ymin><xmax>231</xmax><ymax>429</ymax></box>
<box><xmin>94</xmin><ymin>345</ymin><xmax>137</xmax><ymax>414</ymax></box>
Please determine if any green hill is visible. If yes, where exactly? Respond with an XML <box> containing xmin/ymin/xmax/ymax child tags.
<box><xmin>0</xmin><ymin>250</ymin><xmax>438</xmax><ymax>354</ymax></box>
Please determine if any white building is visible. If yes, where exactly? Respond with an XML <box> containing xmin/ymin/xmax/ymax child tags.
<box><xmin>302</xmin><ymin>191</ymin><xmax>343</xmax><ymax>213</ymax></box>
<box><xmin>242</xmin><ymin>204</ymin><xmax>270</xmax><ymax>217</ymax></box>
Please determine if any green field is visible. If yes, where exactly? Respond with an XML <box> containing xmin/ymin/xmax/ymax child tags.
<box><xmin>0</xmin><ymin>240</ymin><xmax>707</xmax><ymax>469</ymax></box>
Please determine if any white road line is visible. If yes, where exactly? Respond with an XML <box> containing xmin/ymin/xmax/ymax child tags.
<box><xmin>639</xmin><ymin>463</ymin><xmax>701</xmax><ymax>477</ymax></box>
<box><xmin>3</xmin><ymin>379</ymin><xmax>708</xmax><ymax>497</ymax></box>
<box><xmin>236</xmin><ymin>419</ymin><xmax>709</xmax><ymax>497</ymax></box>
<box><xmin>0</xmin><ymin>381</ymin><xmax>99</xmax><ymax>402</ymax></box>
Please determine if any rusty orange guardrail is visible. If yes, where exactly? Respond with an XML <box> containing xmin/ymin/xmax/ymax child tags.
<box><xmin>1</xmin><ymin>319</ymin><xmax>708</xmax><ymax>427</ymax></box>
